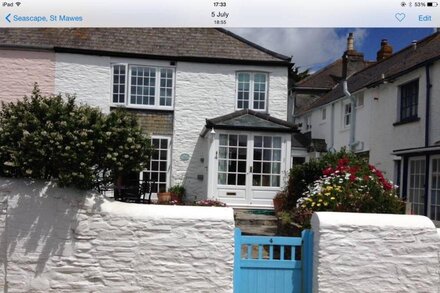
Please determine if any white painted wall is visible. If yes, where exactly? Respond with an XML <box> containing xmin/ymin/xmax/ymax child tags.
<box><xmin>368</xmin><ymin>66</ymin><xmax>428</xmax><ymax>178</ymax></box>
<box><xmin>311</xmin><ymin>212</ymin><xmax>440</xmax><ymax>293</ymax></box>
<box><xmin>55</xmin><ymin>53</ymin><xmax>112</xmax><ymax>113</ymax></box>
<box><xmin>0</xmin><ymin>178</ymin><xmax>234</xmax><ymax>292</ymax></box>
<box><xmin>295</xmin><ymin>91</ymin><xmax>371</xmax><ymax>153</ymax></box>
<box><xmin>173</xmin><ymin>62</ymin><xmax>288</xmax><ymax>199</ymax></box>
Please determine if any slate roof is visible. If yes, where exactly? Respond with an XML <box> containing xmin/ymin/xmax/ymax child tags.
<box><xmin>295</xmin><ymin>59</ymin><xmax>344</xmax><ymax>90</ymax></box>
<box><xmin>203</xmin><ymin>109</ymin><xmax>297</xmax><ymax>134</ymax></box>
<box><xmin>0</xmin><ymin>28</ymin><xmax>290</xmax><ymax>65</ymax></box>
<box><xmin>292</xmin><ymin>132</ymin><xmax>327</xmax><ymax>152</ymax></box>
<box><xmin>299</xmin><ymin>31</ymin><xmax>440</xmax><ymax>114</ymax></box>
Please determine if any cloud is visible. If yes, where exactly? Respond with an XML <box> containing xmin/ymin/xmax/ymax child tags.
<box><xmin>229</xmin><ymin>28</ymin><xmax>368</xmax><ymax>71</ymax></box>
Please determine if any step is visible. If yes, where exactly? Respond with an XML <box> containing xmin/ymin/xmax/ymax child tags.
<box><xmin>239</xmin><ymin>224</ymin><xmax>278</xmax><ymax>236</ymax></box>
<box><xmin>234</xmin><ymin>209</ymin><xmax>278</xmax><ymax>236</ymax></box>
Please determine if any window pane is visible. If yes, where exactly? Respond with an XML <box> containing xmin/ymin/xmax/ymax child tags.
<box><xmin>112</xmin><ymin>65</ymin><xmax>126</xmax><ymax>103</ymax></box>
<box><xmin>400</xmin><ymin>80</ymin><xmax>419</xmax><ymax>120</ymax></box>
<box><xmin>237</xmin><ymin>73</ymin><xmax>251</xmax><ymax>109</ymax></box>
<box><xmin>237</xmin><ymin>174</ymin><xmax>246</xmax><ymax>186</ymax></box>
<box><xmin>218</xmin><ymin>173</ymin><xmax>226</xmax><ymax>185</ymax></box>
<box><xmin>130</xmin><ymin>66</ymin><xmax>156</xmax><ymax>105</ymax></box>
<box><xmin>238</xmin><ymin>161</ymin><xmax>246</xmax><ymax>173</ymax></box>
<box><xmin>254</xmin><ymin>136</ymin><xmax>262</xmax><ymax>147</ymax></box>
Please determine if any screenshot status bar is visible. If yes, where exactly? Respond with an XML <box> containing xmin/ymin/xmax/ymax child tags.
<box><xmin>0</xmin><ymin>0</ymin><xmax>439</xmax><ymax>27</ymax></box>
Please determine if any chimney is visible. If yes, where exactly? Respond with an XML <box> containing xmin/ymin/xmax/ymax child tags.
<box><xmin>412</xmin><ymin>40</ymin><xmax>417</xmax><ymax>50</ymax></box>
<box><xmin>376</xmin><ymin>39</ymin><xmax>393</xmax><ymax>61</ymax></box>
<box><xmin>342</xmin><ymin>33</ymin><xmax>365</xmax><ymax>79</ymax></box>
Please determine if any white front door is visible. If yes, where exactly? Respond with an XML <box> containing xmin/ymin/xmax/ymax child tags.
<box><xmin>213</xmin><ymin>132</ymin><xmax>290</xmax><ymax>208</ymax></box>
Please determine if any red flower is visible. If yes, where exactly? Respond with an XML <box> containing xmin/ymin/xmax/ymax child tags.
<box><xmin>323</xmin><ymin>167</ymin><xmax>334</xmax><ymax>176</ymax></box>
<box><xmin>338</xmin><ymin>157</ymin><xmax>349</xmax><ymax>167</ymax></box>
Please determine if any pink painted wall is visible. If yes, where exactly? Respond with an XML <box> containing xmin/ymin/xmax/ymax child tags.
<box><xmin>0</xmin><ymin>49</ymin><xmax>55</xmax><ymax>104</ymax></box>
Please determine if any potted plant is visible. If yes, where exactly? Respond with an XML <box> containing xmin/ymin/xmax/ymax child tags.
<box><xmin>273</xmin><ymin>191</ymin><xmax>287</xmax><ymax>213</ymax></box>
<box><xmin>157</xmin><ymin>189</ymin><xmax>172</xmax><ymax>204</ymax></box>
<box><xmin>169</xmin><ymin>184</ymin><xmax>185</xmax><ymax>204</ymax></box>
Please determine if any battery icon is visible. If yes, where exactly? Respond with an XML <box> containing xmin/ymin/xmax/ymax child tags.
<box><xmin>427</xmin><ymin>2</ymin><xmax>438</xmax><ymax>6</ymax></box>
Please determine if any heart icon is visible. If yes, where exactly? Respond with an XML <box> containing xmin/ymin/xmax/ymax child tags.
<box><xmin>395</xmin><ymin>13</ymin><xmax>406</xmax><ymax>22</ymax></box>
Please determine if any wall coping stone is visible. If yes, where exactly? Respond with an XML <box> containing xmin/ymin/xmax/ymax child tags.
<box><xmin>312</xmin><ymin>211</ymin><xmax>435</xmax><ymax>229</ymax></box>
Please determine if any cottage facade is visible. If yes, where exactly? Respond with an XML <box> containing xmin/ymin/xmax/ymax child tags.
<box><xmin>0</xmin><ymin>28</ymin><xmax>294</xmax><ymax>208</ymax></box>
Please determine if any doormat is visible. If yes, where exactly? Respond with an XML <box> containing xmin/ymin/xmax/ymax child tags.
<box><xmin>247</xmin><ymin>209</ymin><xmax>275</xmax><ymax>216</ymax></box>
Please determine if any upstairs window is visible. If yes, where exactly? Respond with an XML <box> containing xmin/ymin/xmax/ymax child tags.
<box><xmin>305</xmin><ymin>115</ymin><xmax>312</xmax><ymax>131</ymax></box>
<box><xmin>321</xmin><ymin>108</ymin><xmax>327</xmax><ymax>121</ymax></box>
<box><xmin>236</xmin><ymin>72</ymin><xmax>268</xmax><ymax>111</ymax></box>
<box><xmin>111</xmin><ymin>64</ymin><xmax>174</xmax><ymax>109</ymax></box>
<box><xmin>343</xmin><ymin>102</ymin><xmax>352</xmax><ymax>127</ymax></box>
<box><xmin>400</xmin><ymin>80</ymin><xmax>419</xmax><ymax>121</ymax></box>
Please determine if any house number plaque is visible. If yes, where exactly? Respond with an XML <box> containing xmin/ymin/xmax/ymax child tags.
<box><xmin>180</xmin><ymin>153</ymin><xmax>190</xmax><ymax>161</ymax></box>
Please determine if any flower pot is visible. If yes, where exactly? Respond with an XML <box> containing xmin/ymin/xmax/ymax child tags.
<box><xmin>273</xmin><ymin>197</ymin><xmax>284</xmax><ymax>213</ymax></box>
<box><xmin>170</xmin><ymin>192</ymin><xmax>182</xmax><ymax>204</ymax></box>
<box><xmin>157</xmin><ymin>192</ymin><xmax>172</xmax><ymax>204</ymax></box>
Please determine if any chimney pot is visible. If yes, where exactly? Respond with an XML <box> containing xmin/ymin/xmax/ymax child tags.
<box><xmin>412</xmin><ymin>40</ymin><xmax>417</xmax><ymax>50</ymax></box>
<box><xmin>347</xmin><ymin>32</ymin><xmax>355</xmax><ymax>51</ymax></box>
<box><xmin>342</xmin><ymin>33</ymin><xmax>365</xmax><ymax>78</ymax></box>
<box><xmin>376</xmin><ymin>39</ymin><xmax>393</xmax><ymax>61</ymax></box>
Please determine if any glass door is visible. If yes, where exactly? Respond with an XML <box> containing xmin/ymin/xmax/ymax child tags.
<box><xmin>430</xmin><ymin>156</ymin><xmax>440</xmax><ymax>221</ymax></box>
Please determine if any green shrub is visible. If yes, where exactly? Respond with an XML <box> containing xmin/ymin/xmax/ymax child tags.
<box><xmin>0</xmin><ymin>85</ymin><xmax>152</xmax><ymax>190</ymax></box>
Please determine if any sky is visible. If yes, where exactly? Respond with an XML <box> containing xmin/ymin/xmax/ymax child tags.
<box><xmin>229</xmin><ymin>28</ymin><xmax>436</xmax><ymax>72</ymax></box>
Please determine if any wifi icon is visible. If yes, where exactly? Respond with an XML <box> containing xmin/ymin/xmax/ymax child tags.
<box><xmin>15</xmin><ymin>2</ymin><xmax>21</xmax><ymax>6</ymax></box>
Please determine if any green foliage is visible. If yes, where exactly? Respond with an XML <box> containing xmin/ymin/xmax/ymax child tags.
<box><xmin>286</xmin><ymin>159</ymin><xmax>324</xmax><ymax>210</ymax></box>
<box><xmin>0</xmin><ymin>84</ymin><xmax>152</xmax><ymax>190</ymax></box>
<box><xmin>169</xmin><ymin>184</ymin><xmax>185</xmax><ymax>196</ymax></box>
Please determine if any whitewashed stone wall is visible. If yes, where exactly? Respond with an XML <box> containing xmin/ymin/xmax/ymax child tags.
<box><xmin>0</xmin><ymin>178</ymin><xmax>234</xmax><ymax>292</ymax></box>
<box><xmin>311</xmin><ymin>212</ymin><xmax>440</xmax><ymax>293</ymax></box>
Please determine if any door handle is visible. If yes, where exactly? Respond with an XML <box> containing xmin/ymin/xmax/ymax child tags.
<box><xmin>249</xmin><ymin>166</ymin><xmax>253</xmax><ymax>173</ymax></box>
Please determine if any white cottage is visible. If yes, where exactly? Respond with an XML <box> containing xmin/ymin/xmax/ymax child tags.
<box><xmin>292</xmin><ymin>31</ymin><xmax>440</xmax><ymax>221</ymax></box>
<box><xmin>0</xmin><ymin>28</ymin><xmax>294</xmax><ymax>208</ymax></box>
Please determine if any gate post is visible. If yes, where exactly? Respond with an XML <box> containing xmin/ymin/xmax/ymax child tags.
<box><xmin>233</xmin><ymin>228</ymin><xmax>242</xmax><ymax>293</ymax></box>
<box><xmin>301</xmin><ymin>230</ymin><xmax>313</xmax><ymax>293</ymax></box>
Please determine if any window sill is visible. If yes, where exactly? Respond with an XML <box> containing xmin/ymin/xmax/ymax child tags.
<box><xmin>111</xmin><ymin>104</ymin><xmax>174</xmax><ymax>112</ymax></box>
<box><xmin>393</xmin><ymin>117</ymin><xmax>420</xmax><ymax>127</ymax></box>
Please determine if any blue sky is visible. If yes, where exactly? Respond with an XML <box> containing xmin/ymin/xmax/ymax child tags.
<box><xmin>230</xmin><ymin>28</ymin><xmax>436</xmax><ymax>71</ymax></box>
<box><xmin>336</xmin><ymin>28</ymin><xmax>434</xmax><ymax>61</ymax></box>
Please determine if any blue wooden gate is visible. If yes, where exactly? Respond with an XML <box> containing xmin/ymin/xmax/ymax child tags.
<box><xmin>234</xmin><ymin>228</ymin><xmax>313</xmax><ymax>293</ymax></box>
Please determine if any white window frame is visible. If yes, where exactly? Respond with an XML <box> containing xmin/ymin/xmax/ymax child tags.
<box><xmin>321</xmin><ymin>108</ymin><xmax>327</xmax><ymax>121</ymax></box>
<box><xmin>305</xmin><ymin>115</ymin><xmax>312</xmax><ymax>131</ymax></box>
<box><xmin>235</xmin><ymin>71</ymin><xmax>269</xmax><ymax>112</ymax></box>
<box><xmin>407</xmin><ymin>156</ymin><xmax>426</xmax><ymax>216</ymax></box>
<box><xmin>140</xmin><ymin>136</ymin><xmax>172</xmax><ymax>194</ymax></box>
<box><xmin>356</xmin><ymin>93</ymin><xmax>364</xmax><ymax>108</ymax></box>
<box><xmin>342</xmin><ymin>101</ymin><xmax>352</xmax><ymax>129</ymax></box>
<box><xmin>110</xmin><ymin>63</ymin><xmax>175</xmax><ymax>110</ymax></box>
<box><xmin>111</xmin><ymin>64</ymin><xmax>128</xmax><ymax>105</ymax></box>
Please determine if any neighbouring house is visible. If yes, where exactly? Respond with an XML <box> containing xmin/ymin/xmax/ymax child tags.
<box><xmin>0</xmin><ymin>28</ymin><xmax>295</xmax><ymax>208</ymax></box>
<box><xmin>292</xmin><ymin>31</ymin><xmax>440</xmax><ymax>222</ymax></box>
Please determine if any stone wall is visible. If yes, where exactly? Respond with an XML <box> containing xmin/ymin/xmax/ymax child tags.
<box><xmin>0</xmin><ymin>178</ymin><xmax>234</xmax><ymax>292</ymax></box>
<box><xmin>311</xmin><ymin>212</ymin><xmax>440</xmax><ymax>293</ymax></box>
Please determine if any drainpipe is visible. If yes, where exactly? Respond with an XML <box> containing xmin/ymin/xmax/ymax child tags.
<box><xmin>343</xmin><ymin>80</ymin><xmax>358</xmax><ymax>151</ymax></box>
<box><xmin>423</xmin><ymin>64</ymin><xmax>432</xmax><ymax>216</ymax></box>
<box><xmin>328</xmin><ymin>102</ymin><xmax>336</xmax><ymax>152</ymax></box>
